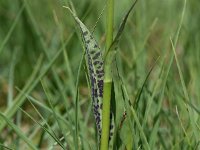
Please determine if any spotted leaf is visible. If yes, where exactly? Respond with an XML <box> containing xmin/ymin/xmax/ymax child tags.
<box><xmin>66</xmin><ymin>8</ymin><xmax>104</xmax><ymax>137</ymax></box>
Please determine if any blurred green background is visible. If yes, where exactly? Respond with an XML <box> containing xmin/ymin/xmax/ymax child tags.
<box><xmin>0</xmin><ymin>0</ymin><xmax>200</xmax><ymax>149</ymax></box>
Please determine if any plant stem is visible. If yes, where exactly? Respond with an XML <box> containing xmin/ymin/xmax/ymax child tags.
<box><xmin>100</xmin><ymin>0</ymin><xmax>114</xmax><ymax>149</ymax></box>
<box><xmin>105</xmin><ymin>0</ymin><xmax>114</xmax><ymax>53</ymax></box>
<box><xmin>101</xmin><ymin>82</ymin><xmax>112</xmax><ymax>150</ymax></box>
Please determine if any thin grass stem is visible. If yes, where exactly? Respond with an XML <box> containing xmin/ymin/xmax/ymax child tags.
<box><xmin>101</xmin><ymin>0</ymin><xmax>114</xmax><ymax>149</ymax></box>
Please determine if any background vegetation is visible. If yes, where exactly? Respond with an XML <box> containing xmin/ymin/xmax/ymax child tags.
<box><xmin>0</xmin><ymin>0</ymin><xmax>200</xmax><ymax>149</ymax></box>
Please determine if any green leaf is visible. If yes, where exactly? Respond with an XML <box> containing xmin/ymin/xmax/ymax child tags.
<box><xmin>104</xmin><ymin>0</ymin><xmax>139</xmax><ymax>59</ymax></box>
<box><xmin>0</xmin><ymin>113</ymin><xmax>37</xmax><ymax>150</ymax></box>
<box><xmin>64</xmin><ymin>6</ymin><xmax>105</xmax><ymax>140</ymax></box>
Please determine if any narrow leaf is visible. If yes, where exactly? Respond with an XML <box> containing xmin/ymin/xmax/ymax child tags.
<box><xmin>0</xmin><ymin>113</ymin><xmax>37</xmax><ymax>150</ymax></box>
<box><xmin>105</xmin><ymin>0</ymin><xmax>139</xmax><ymax>58</ymax></box>
<box><xmin>64</xmin><ymin>7</ymin><xmax>104</xmax><ymax>139</ymax></box>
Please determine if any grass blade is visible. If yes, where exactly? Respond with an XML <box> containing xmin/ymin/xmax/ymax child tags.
<box><xmin>0</xmin><ymin>113</ymin><xmax>37</xmax><ymax>150</ymax></box>
<box><xmin>0</xmin><ymin>4</ymin><xmax>25</xmax><ymax>55</ymax></box>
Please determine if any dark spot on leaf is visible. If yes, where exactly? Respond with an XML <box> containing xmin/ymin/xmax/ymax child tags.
<box><xmin>110</xmin><ymin>124</ymin><xmax>114</xmax><ymax>129</ymax></box>
<box><xmin>92</xmin><ymin>51</ymin><xmax>101</xmax><ymax>60</ymax></box>
<box><xmin>90</xmin><ymin>50</ymin><xmax>96</xmax><ymax>55</ymax></box>
<box><xmin>83</xmin><ymin>31</ymin><xmax>88</xmax><ymax>36</ymax></box>
<box><xmin>94</xmin><ymin>44</ymin><xmax>98</xmax><ymax>48</ymax></box>
<box><xmin>86</xmin><ymin>40</ymin><xmax>90</xmax><ymax>44</ymax></box>
<box><xmin>94</xmin><ymin>61</ymin><xmax>100</xmax><ymax>65</ymax></box>
<box><xmin>98</xmin><ymin>73</ymin><xmax>104</xmax><ymax>78</ymax></box>
<box><xmin>97</xmin><ymin>65</ymin><xmax>102</xmax><ymax>69</ymax></box>
<box><xmin>100</xmin><ymin>103</ymin><xmax>103</xmax><ymax>109</ymax></box>
<box><xmin>96</xmin><ymin>69</ymin><xmax>104</xmax><ymax>74</ymax></box>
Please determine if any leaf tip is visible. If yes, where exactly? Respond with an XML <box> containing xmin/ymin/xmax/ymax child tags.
<box><xmin>63</xmin><ymin>6</ymin><xmax>74</xmax><ymax>15</ymax></box>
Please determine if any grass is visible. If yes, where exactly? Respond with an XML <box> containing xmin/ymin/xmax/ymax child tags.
<box><xmin>0</xmin><ymin>0</ymin><xmax>200</xmax><ymax>149</ymax></box>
